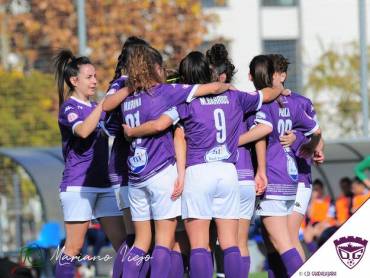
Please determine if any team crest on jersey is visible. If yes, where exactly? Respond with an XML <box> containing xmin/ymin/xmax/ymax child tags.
<box><xmin>286</xmin><ymin>153</ymin><xmax>298</xmax><ymax>182</ymax></box>
<box><xmin>334</xmin><ymin>236</ymin><xmax>368</xmax><ymax>269</ymax></box>
<box><xmin>67</xmin><ymin>112</ymin><xmax>78</xmax><ymax>123</ymax></box>
<box><xmin>128</xmin><ymin>147</ymin><xmax>148</xmax><ymax>174</ymax></box>
<box><xmin>205</xmin><ymin>144</ymin><xmax>231</xmax><ymax>163</ymax></box>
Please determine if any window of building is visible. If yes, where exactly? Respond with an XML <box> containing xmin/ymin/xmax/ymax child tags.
<box><xmin>202</xmin><ymin>0</ymin><xmax>228</xmax><ymax>8</ymax></box>
<box><xmin>263</xmin><ymin>39</ymin><xmax>301</xmax><ymax>92</ymax></box>
<box><xmin>262</xmin><ymin>0</ymin><xmax>298</xmax><ymax>7</ymax></box>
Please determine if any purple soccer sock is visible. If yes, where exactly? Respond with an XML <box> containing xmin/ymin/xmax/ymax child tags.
<box><xmin>168</xmin><ymin>250</ymin><xmax>184</xmax><ymax>278</ymax></box>
<box><xmin>55</xmin><ymin>252</ymin><xmax>75</xmax><ymax>278</ymax></box>
<box><xmin>138</xmin><ymin>253</ymin><xmax>151</xmax><ymax>278</ymax></box>
<box><xmin>122</xmin><ymin>246</ymin><xmax>146</xmax><ymax>278</ymax></box>
<box><xmin>240</xmin><ymin>256</ymin><xmax>250</xmax><ymax>278</ymax></box>
<box><xmin>280</xmin><ymin>248</ymin><xmax>304</xmax><ymax>277</ymax></box>
<box><xmin>223</xmin><ymin>246</ymin><xmax>241</xmax><ymax>278</ymax></box>
<box><xmin>267</xmin><ymin>252</ymin><xmax>288</xmax><ymax>278</ymax></box>
<box><xmin>206</xmin><ymin>250</ymin><xmax>214</xmax><ymax>275</ymax></box>
<box><xmin>150</xmin><ymin>245</ymin><xmax>171</xmax><ymax>278</ymax></box>
<box><xmin>190</xmin><ymin>248</ymin><xmax>213</xmax><ymax>278</ymax></box>
<box><xmin>267</xmin><ymin>269</ymin><xmax>276</xmax><ymax>278</ymax></box>
<box><xmin>113</xmin><ymin>236</ymin><xmax>135</xmax><ymax>278</ymax></box>
<box><xmin>306</xmin><ymin>241</ymin><xmax>317</xmax><ymax>254</ymax></box>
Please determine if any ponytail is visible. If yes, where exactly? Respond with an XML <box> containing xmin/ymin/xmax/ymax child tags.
<box><xmin>109</xmin><ymin>36</ymin><xmax>149</xmax><ymax>85</ymax></box>
<box><xmin>53</xmin><ymin>49</ymin><xmax>91</xmax><ymax>107</ymax></box>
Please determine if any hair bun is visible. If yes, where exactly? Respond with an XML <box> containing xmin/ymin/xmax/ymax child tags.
<box><xmin>206</xmin><ymin>43</ymin><xmax>229</xmax><ymax>65</ymax></box>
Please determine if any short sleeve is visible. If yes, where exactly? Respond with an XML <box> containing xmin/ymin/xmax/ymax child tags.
<box><xmin>237</xmin><ymin>90</ymin><xmax>263</xmax><ymax>114</ymax></box>
<box><xmin>302</xmin><ymin>97</ymin><xmax>319</xmax><ymax>125</ymax></box>
<box><xmin>245</xmin><ymin>112</ymin><xmax>257</xmax><ymax>130</ymax></box>
<box><xmin>163</xmin><ymin>84</ymin><xmax>199</xmax><ymax>107</ymax></box>
<box><xmin>176</xmin><ymin>103</ymin><xmax>190</xmax><ymax>120</ymax></box>
<box><xmin>163</xmin><ymin>107</ymin><xmax>180</xmax><ymax>125</ymax></box>
<box><xmin>106</xmin><ymin>76</ymin><xmax>127</xmax><ymax>95</ymax></box>
<box><xmin>291</xmin><ymin>131</ymin><xmax>308</xmax><ymax>153</ymax></box>
<box><xmin>254</xmin><ymin>104</ymin><xmax>273</xmax><ymax>129</ymax></box>
<box><xmin>294</xmin><ymin>108</ymin><xmax>319</xmax><ymax>136</ymax></box>
<box><xmin>59</xmin><ymin>104</ymin><xmax>83</xmax><ymax>134</ymax></box>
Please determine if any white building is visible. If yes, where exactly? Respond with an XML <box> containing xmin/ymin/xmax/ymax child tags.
<box><xmin>202</xmin><ymin>0</ymin><xmax>370</xmax><ymax>93</ymax></box>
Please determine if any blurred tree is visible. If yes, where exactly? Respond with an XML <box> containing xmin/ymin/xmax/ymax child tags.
<box><xmin>304</xmin><ymin>43</ymin><xmax>369</xmax><ymax>138</ymax></box>
<box><xmin>5</xmin><ymin>0</ymin><xmax>213</xmax><ymax>90</ymax></box>
<box><xmin>0</xmin><ymin>70</ymin><xmax>60</xmax><ymax>146</ymax></box>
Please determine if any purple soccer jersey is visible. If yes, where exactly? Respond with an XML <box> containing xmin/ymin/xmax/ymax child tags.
<box><xmin>254</xmin><ymin>96</ymin><xmax>319</xmax><ymax>200</ymax></box>
<box><xmin>290</xmin><ymin>92</ymin><xmax>319</xmax><ymax>188</ymax></box>
<box><xmin>58</xmin><ymin>97</ymin><xmax>109</xmax><ymax>192</ymax></box>
<box><xmin>120</xmin><ymin>83</ymin><xmax>198</xmax><ymax>184</ymax></box>
<box><xmin>235</xmin><ymin>112</ymin><xmax>258</xmax><ymax>182</ymax></box>
<box><xmin>104</xmin><ymin>76</ymin><xmax>130</xmax><ymax>186</ymax></box>
<box><xmin>107</xmin><ymin>75</ymin><xmax>127</xmax><ymax>95</ymax></box>
<box><xmin>176</xmin><ymin>90</ymin><xmax>262</xmax><ymax>167</ymax></box>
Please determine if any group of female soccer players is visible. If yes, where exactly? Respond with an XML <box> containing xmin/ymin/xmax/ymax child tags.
<box><xmin>54</xmin><ymin>36</ymin><xmax>324</xmax><ymax>278</ymax></box>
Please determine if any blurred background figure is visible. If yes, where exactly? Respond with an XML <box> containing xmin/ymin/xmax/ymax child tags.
<box><xmin>334</xmin><ymin>177</ymin><xmax>353</xmax><ymax>226</ymax></box>
<box><xmin>303</xmin><ymin>179</ymin><xmax>336</xmax><ymax>253</ymax></box>
<box><xmin>355</xmin><ymin>156</ymin><xmax>370</xmax><ymax>189</ymax></box>
<box><xmin>351</xmin><ymin>177</ymin><xmax>370</xmax><ymax>213</ymax></box>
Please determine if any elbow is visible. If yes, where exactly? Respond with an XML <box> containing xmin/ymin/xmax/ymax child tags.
<box><xmin>75</xmin><ymin>128</ymin><xmax>90</xmax><ymax>139</ymax></box>
<box><xmin>153</xmin><ymin>122</ymin><xmax>167</xmax><ymax>133</ymax></box>
<box><xmin>78</xmin><ymin>131</ymin><xmax>90</xmax><ymax>139</ymax></box>
<box><xmin>102</xmin><ymin>101</ymin><xmax>110</xmax><ymax>112</ymax></box>
<box><xmin>314</xmin><ymin>128</ymin><xmax>322</xmax><ymax>137</ymax></box>
<box><xmin>266</xmin><ymin>126</ymin><xmax>273</xmax><ymax>135</ymax></box>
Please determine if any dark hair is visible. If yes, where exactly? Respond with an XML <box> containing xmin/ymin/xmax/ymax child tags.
<box><xmin>126</xmin><ymin>45</ymin><xmax>164</xmax><ymax>91</ymax></box>
<box><xmin>249</xmin><ymin>55</ymin><xmax>274</xmax><ymax>90</ymax></box>
<box><xmin>110</xmin><ymin>36</ymin><xmax>149</xmax><ymax>85</ymax></box>
<box><xmin>179</xmin><ymin>51</ymin><xmax>212</xmax><ymax>84</ymax></box>
<box><xmin>53</xmin><ymin>49</ymin><xmax>92</xmax><ymax>107</ymax></box>
<box><xmin>206</xmin><ymin>43</ymin><xmax>236</xmax><ymax>82</ymax></box>
<box><xmin>313</xmin><ymin>179</ymin><xmax>324</xmax><ymax>189</ymax></box>
<box><xmin>268</xmin><ymin>54</ymin><xmax>290</xmax><ymax>73</ymax></box>
<box><xmin>340</xmin><ymin>177</ymin><xmax>352</xmax><ymax>186</ymax></box>
<box><xmin>352</xmin><ymin>177</ymin><xmax>365</xmax><ymax>186</ymax></box>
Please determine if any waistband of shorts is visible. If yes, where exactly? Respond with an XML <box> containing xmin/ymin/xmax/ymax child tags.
<box><xmin>239</xmin><ymin>180</ymin><xmax>256</xmax><ymax>186</ymax></box>
<box><xmin>129</xmin><ymin>163</ymin><xmax>176</xmax><ymax>187</ymax></box>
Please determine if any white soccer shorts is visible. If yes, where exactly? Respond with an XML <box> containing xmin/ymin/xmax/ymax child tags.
<box><xmin>60</xmin><ymin>190</ymin><xmax>122</xmax><ymax>221</ymax></box>
<box><xmin>240</xmin><ymin>181</ymin><xmax>256</xmax><ymax>220</ymax></box>
<box><xmin>114</xmin><ymin>186</ymin><xmax>130</xmax><ymax>210</ymax></box>
<box><xmin>128</xmin><ymin>164</ymin><xmax>181</xmax><ymax>221</ymax></box>
<box><xmin>255</xmin><ymin>198</ymin><xmax>295</xmax><ymax>217</ymax></box>
<box><xmin>182</xmin><ymin>162</ymin><xmax>240</xmax><ymax>220</ymax></box>
<box><xmin>292</xmin><ymin>182</ymin><xmax>312</xmax><ymax>215</ymax></box>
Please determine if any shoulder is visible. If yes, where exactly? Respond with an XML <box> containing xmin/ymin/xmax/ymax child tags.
<box><xmin>59</xmin><ymin>99</ymin><xmax>78</xmax><ymax>115</ymax></box>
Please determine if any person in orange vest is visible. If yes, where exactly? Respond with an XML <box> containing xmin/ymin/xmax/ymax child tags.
<box><xmin>303</xmin><ymin>179</ymin><xmax>336</xmax><ymax>253</ymax></box>
<box><xmin>335</xmin><ymin>177</ymin><xmax>353</xmax><ymax>226</ymax></box>
<box><xmin>351</xmin><ymin>177</ymin><xmax>370</xmax><ymax>213</ymax></box>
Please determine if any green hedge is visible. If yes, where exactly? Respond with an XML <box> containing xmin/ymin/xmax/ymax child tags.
<box><xmin>0</xmin><ymin>70</ymin><xmax>60</xmax><ymax>147</ymax></box>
